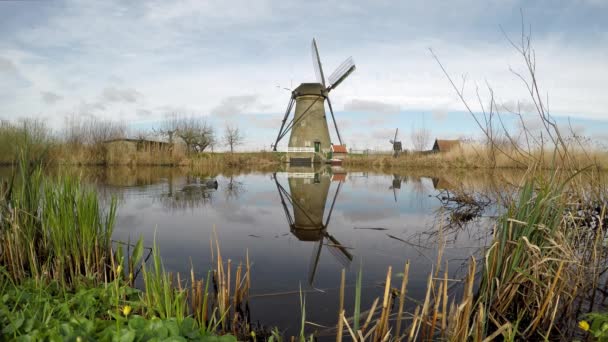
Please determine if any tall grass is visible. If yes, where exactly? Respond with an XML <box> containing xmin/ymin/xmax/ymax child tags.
<box><xmin>0</xmin><ymin>119</ymin><xmax>51</xmax><ymax>165</ymax></box>
<box><xmin>0</xmin><ymin>156</ymin><xmax>255</xmax><ymax>338</ymax></box>
<box><xmin>343</xmin><ymin>143</ymin><xmax>608</xmax><ymax>170</ymax></box>
<box><xmin>1</xmin><ymin>155</ymin><xmax>116</xmax><ymax>286</ymax></box>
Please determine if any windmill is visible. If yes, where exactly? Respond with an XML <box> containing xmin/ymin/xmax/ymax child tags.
<box><xmin>272</xmin><ymin>39</ymin><xmax>356</xmax><ymax>165</ymax></box>
<box><xmin>273</xmin><ymin>170</ymin><xmax>353</xmax><ymax>285</ymax></box>
<box><xmin>389</xmin><ymin>128</ymin><xmax>402</xmax><ymax>157</ymax></box>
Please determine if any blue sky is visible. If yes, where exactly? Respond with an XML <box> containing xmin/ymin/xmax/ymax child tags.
<box><xmin>1</xmin><ymin>0</ymin><xmax>607</xmax><ymax>150</ymax></box>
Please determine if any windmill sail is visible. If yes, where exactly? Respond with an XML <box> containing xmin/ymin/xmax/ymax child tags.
<box><xmin>311</xmin><ymin>39</ymin><xmax>326</xmax><ymax>87</ymax></box>
<box><xmin>328</xmin><ymin>57</ymin><xmax>356</xmax><ymax>91</ymax></box>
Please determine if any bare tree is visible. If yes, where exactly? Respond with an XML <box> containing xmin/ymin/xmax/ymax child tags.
<box><xmin>223</xmin><ymin>125</ymin><xmax>244</xmax><ymax>153</ymax></box>
<box><xmin>410</xmin><ymin>124</ymin><xmax>431</xmax><ymax>151</ymax></box>
<box><xmin>63</xmin><ymin>114</ymin><xmax>126</xmax><ymax>146</ymax></box>
<box><xmin>154</xmin><ymin>113</ymin><xmax>180</xmax><ymax>146</ymax></box>
<box><xmin>175</xmin><ymin>117</ymin><xmax>215</xmax><ymax>154</ymax></box>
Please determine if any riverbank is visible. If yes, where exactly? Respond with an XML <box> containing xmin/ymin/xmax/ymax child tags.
<box><xmin>0</xmin><ymin>159</ymin><xmax>251</xmax><ymax>340</ymax></box>
<box><xmin>3</xmin><ymin>120</ymin><xmax>606</xmax><ymax>170</ymax></box>
<box><xmin>343</xmin><ymin>144</ymin><xmax>608</xmax><ymax>170</ymax></box>
<box><xmin>2</xmin><ymin>154</ymin><xmax>607</xmax><ymax>340</ymax></box>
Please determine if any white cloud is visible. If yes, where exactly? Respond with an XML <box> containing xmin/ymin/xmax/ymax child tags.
<box><xmin>41</xmin><ymin>91</ymin><xmax>63</xmax><ymax>104</ymax></box>
<box><xmin>210</xmin><ymin>95</ymin><xmax>259</xmax><ymax>117</ymax></box>
<box><xmin>1</xmin><ymin>0</ymin><xmax>607</xmax><ymax>149</ymax></box>
<box><xmin>0</xmin><ymin>56</ymin><xmax>19</xmax><ymax>74</ymax></box>
<box><xmin>101</xmin><ymin>87</ymin><xmax>141</xmax><ymax>103</ymax></box>
<box><xmin>344</xmin><ymin>99</ymin><xmax>401</xmax><ymax>114</ymax></box>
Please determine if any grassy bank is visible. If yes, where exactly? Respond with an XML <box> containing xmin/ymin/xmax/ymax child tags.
<box><xmin>2</xmin><ymin>152</ymin><xmax>608</xmax><ymax>341</ymax></box>
<box><xmin>344</xmin><ymin>143</ymin><xmax>608</xmax><ymax>170</ymax></box>
<box><xmin>0</xmin><ymin>119</ymin><xmax>284</xmax><ymax>167</ymax></box>
<box><xmin>3</xmin><ymin>118</ymin><xmax>606</xmax><ymax>171</ymax></box>
<box><xmin>0</xmin><ymin>158</ymin><xmax>254</xmax><ymax>341</ymax></box>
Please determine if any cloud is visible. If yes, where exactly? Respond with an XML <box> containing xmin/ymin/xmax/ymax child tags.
<box><xmin>344</xmin><ymin>99</ymin><xmax>401</xmax><ymax>114</ymax></box>
<box><xmin>210</xmin><ymin>95</ymin><xmax>259</xmax><ymax>117</ymax></box>
<box><xmin>40</xmin><ymin>91</ymin><xmax>62</xmax><ymax>104</ymax></box>
<box><xmin>371</xmin><ymin>128</ymin><xmax>396</xmax><ymax>141</ymax></box>
<box><xmin>499</xmin><ymin>100</ymin><xmax>536</xmax><ymax>114</ymax></box>
<box><xmin>136</xmin><ymin>108</ymin><xmax>152</xmax><ymax>118</ymax></box>
<box><xmin>0</xmin><ymin>57</ymin><xmax>19</xmax><ymax>74</ymax></box>
<box><xmin>144</xmin><ymin>0</ymin><xmax>272</xmax><ymax>24</ymax></box>
<box><xmin>364</xmin><ymin>117</ymin><xmax>387</xmax><ymax>126</ymax></box>
<box><xmin>250</xmin><ymin>115</ymin><xmax>281</xmax><ymax>129</ymax></box>
<box><xmin>78</xmin><ymin>101</ymin><xmax>107</xmax><ymax>113</ymax></box>
<box><xmin>2</xmin><ymin>0</ymin><xmax>608</xmax><ymax>149</ymax></box>
<box><xmin>101</xmin><ymin>86</ymin><xmax>141</xmax><ymax>103</ymax></box>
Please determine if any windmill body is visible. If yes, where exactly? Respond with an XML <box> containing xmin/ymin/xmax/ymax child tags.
<box><xmin>287</xmin><ymin>168</ymin><xmax>331</xmax><ymax>240</ymax></box>
<box><xmin>288</xmin><ymin>83</ymin><xmax>332</xmax><ymax>164</ymax></box>
<box><xmin>273</xmin><ymin>168</ymin><xmax>353</xmax><ymax>284</ymax></box>
<box><xmin>273</xmin><ymin>39</ymin><xmax>356</xmax><ymax>165</ymax></box>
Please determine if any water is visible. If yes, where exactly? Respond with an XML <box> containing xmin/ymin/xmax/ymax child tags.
<box><xmin>4</xmin><ymin>165</ymin><xmax>502</xmax><ymax>335</ymax></box>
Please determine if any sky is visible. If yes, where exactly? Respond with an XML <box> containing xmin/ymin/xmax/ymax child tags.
<box><xmin>1</xmin><ymin>0</ymin><xmax>607</xmax><ymax>151</ymax></box>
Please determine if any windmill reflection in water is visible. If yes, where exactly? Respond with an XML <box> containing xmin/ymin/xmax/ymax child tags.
<box><xmin>273</xmin><ymin>167</ymin><xmax>353</xmax><ymax>285</ymax></box>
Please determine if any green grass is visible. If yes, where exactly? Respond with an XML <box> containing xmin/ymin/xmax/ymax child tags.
<box><xmin>0</xmin><ymin>156</ymin><xmax>249</xmax><ymax>340</ymax></box>
<box><xmin>0</xmin><ymin>268</ymin><xmax>237</xmax><ymax>341</ymax></box>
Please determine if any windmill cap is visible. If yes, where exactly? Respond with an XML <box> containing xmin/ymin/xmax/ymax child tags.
<box><xmin>291</xmin><ymin>226</ymin><xmax>325</xmax><ymax>241</ymax></box>
<box><xmin>293</xmin><ymin>83</ymin><xmax>327</xmax><ymax>97</ymax></box>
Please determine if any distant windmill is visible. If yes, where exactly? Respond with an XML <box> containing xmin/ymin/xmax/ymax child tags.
<box><xmin>272</xmin><ymin>39</ymin><xmax>356</xmax><ymax>165</ymax></box>
<box><xmin>389</xmin><ymin>128</ymin><xmax>402</xmax><ymax>157</ymax></box>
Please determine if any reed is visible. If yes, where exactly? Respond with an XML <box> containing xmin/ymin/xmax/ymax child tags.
<box><xmin>343</xmin><ymin>144</ymin><xmax>608</xmax><ymax>170</ymax></box>
<box><xmin>1</xmin><ymin>156</ymin><xmax>116</xmax><ymax>286</ymax></box>
<box><xmin>0</xmin><ymin>156</ymin><xmax>256</xmax><ymax>339</ymax></box>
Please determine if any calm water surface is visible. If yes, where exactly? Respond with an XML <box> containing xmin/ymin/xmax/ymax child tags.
<box><xmin>14</xmin><ymin>166</ymin><xmax>506</xmax><ymax>335</ymax></box>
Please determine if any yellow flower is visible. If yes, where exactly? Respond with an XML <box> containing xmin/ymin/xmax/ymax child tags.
<box><xmin>579</xmin><ymin>320</ymin><xmax>590</xmax><ymax>331</ymax></box>
<box><xmin>122</xmin><ymin>305</ymin><xmax>132</xmax><ymax>316</ymax></box>
<box><xmin>250</xmin><ymin>331</ymin><xmax>256</xmax><ymax>338</ymax></box>
<box><xmin>116</xmin><ymin>265</ymin><xmax>123</xmax><ymax>274</ymax></box>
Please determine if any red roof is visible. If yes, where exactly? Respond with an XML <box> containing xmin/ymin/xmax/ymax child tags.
<box><xmin>332</xmin><ymin>145</ymin><xmax>348</xmax><ymax>153</ymax></box>
<box><xmin>332</xmin><ymin>173</ymin><xmax>347</xmax><ymax>182</ymax></box>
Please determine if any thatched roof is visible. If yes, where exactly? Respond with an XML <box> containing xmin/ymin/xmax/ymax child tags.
<box><xmin>432</xmin><ymin>139</ymin><xmax>460</xmax><ymax>152</ymax></box>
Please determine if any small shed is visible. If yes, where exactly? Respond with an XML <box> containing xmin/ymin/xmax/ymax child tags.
<box><xmin>331</xmin><ymin>145</ymin><xmax>348</xmax><ymax>160</ymax></box>
<box><xmin>432</xmin><ymin>139</ymin><xmax>460</xmax><ymax>153</ymax></box>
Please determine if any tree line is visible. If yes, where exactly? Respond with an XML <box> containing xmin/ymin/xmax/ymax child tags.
<box><xmin>0</xmin><ymin>113</ymin><xmax>246</xmax><ymax>163</ymax></box>
<box><xmin>153</xmin><ymin>114</ymin><xmax>243</xmax><ymax>154</ymax></box>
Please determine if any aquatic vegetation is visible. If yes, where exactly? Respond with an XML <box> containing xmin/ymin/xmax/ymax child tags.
<box><xmin>0</xmin><ymin>158</ymin><xmax>253</xmax><ymax>340</ymax></box>
<box><xmin>1</xmin><ymin>155</ymin><xmax>116</xmax><ymax>286</ymax></box>
<box><xmin>0</xmin><ymin>273</ymin><xmax>237</xmax><ymax>341</ymax></box>
<box><xmin>582</xmin><ymin>313</ymin><xmax>608</xmax><ymax>341</ymax></box>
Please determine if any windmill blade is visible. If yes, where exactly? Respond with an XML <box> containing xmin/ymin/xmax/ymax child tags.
<box><xmin>324</xmin><ymin>180</ymin><xmax>342</xmax><ymax>227</ymax></box>
<box><xmin>394</xmin><ymin>128</ymin><xmax>399</xmax><ymax>142</ymax></box>
<box><xmin>325</xmin><ymin>234</ymin><xmax>353</xmax><ymax>267</ymax></box>
<box><xmin>308</xmin><ymin>239</ymin><xmax>324</xmax><ymax>285</ymax></box>
<box><xmin>311</xmin><ymin>38</ymin><xmax>326</xmax><ymax>87</ymax></box>
<box><xmin>326</xmin><ymin>97</ymin><xmax>343</xmax><ymax>146</ymax></box>
<box><xmin>327</xmin><ymin>57</ymin><xmax>356</xmax><ymax>91</ymax></box>
<box><xmin>272</xmin><ymin>96</ymin><xmax>295</xmax><ymax>151</ymax></box>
